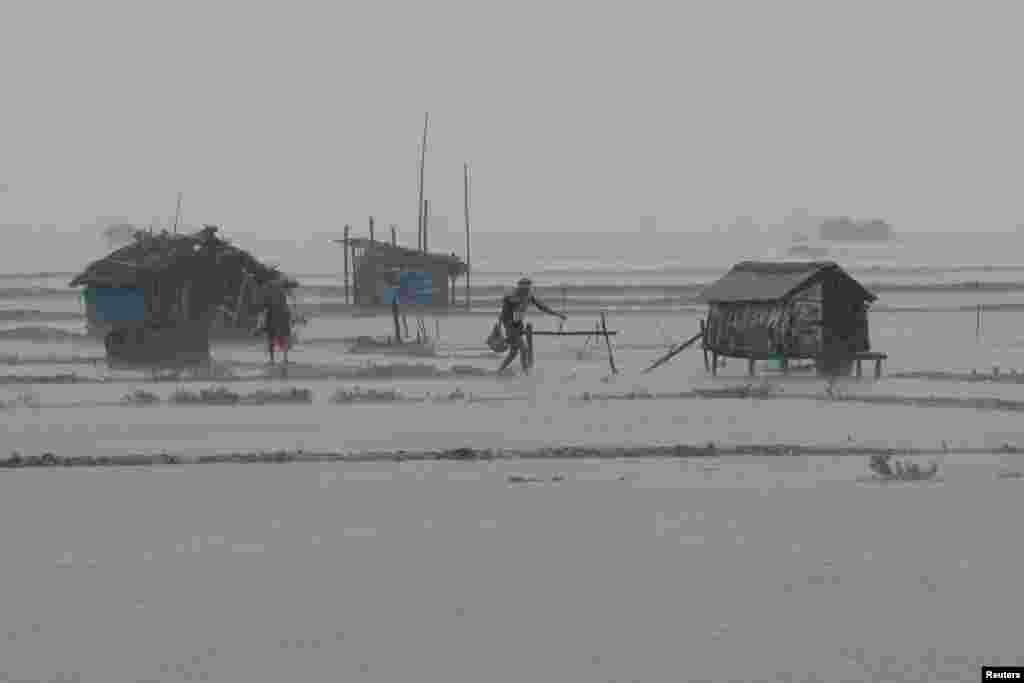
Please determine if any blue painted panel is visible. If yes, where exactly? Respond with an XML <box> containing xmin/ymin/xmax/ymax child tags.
<box><xmin>397</xmin><ymin>271</ymin><xmax>433</xmax><ymax>305</ymax></box>
<box><xmin>88</xmin><ymin>287</ymin><xmax>146</xmax><ymax>323</ymax></box>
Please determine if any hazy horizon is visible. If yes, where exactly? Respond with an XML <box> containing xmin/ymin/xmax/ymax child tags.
<box><xmin>3</xmin><ymin>1</ymin><xmax>1023</xmax><ymax>245</ymax></box>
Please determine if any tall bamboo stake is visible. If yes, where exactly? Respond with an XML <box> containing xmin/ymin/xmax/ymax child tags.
<box><xmin>423</xmin><ymin>199</ymin><xmax>429</xmax><ymax>253</ymax></box>
<box><xmin>418</xmin><ymin>112</ymin><xmax>429</xmax><ymax>252</ymax></box>
<box><xmin>173</xmin><ymin>192</ymin><xmax>183</xmax><ymax>234</ymax></box>
<box><xmin>342</xmin><ymin>225</ymin><xmax>350</xmax><ymax>305</ymax></box>
<box><xmin>464</xmin><ymin>162</ymin><xmax>471</xmax><ymax>310</ymax></box>
<box><xmin>390</xmin><ymin>224</ymin><xmax>397</xmax><ymax>246</ymax></box>
<box><xmin>601</xmin><ymin>312</ymin><xmax>618</xmax><ymax>374</ymax></box>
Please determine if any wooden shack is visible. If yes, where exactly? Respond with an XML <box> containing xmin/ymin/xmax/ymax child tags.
<box><xmin>347</xmin><ymin>238</ymin><xmax>468</xmax><ymax>308</ymax></box>
<box><xmin>70</xmin><ymin>226</ymin><xmax>298</xmax><ymax>366</ymax></box>
<box><xmin>698</xmin><ymin>261</ymin><xmax>884</xmax><ymax>377</ymax></box>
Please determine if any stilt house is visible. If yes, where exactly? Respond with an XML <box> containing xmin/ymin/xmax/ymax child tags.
<box><xmin>346</xmin><ymin>238</ymin><xmax>468</xmax><ymax>308</ymax></box>
<box><xmin>698</xmin><ymin>261</ymin><xmax>879</xmax><ymax>375</ymax></box>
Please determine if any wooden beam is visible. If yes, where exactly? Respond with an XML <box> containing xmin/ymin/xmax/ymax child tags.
<box><xmin>464</xmin><ymin>162</ymin><xmax>471</xmax><ymax>310</ymax></box>
<box><xmin>530</xmin><ymin>330</ymin><xmax>618</xmax><ymax>336</ymax></box>
<box><xmin>418</xmin><ymin>112</ymin><xmax>429</xmax><ymax>252</ymax></box>
<box><xmin>601</xmin><ymin>312</ymin><xmax>617</xmax><ymax>374</ymax></box>
<box><xmin>526</xmin><ymin>323</ymin><xmax>535</xmax><ymax>370</ymax></box>
<box><xmin>423</xmin><ymin>199</ymin><xmax>430</xmax><ymax>253</ymax></box>
<box><xmin>342</xmin><ymin>225</ymin><xmax>350</xmax><ymax>305</ymax></box>
<box><xmin>700</xmin><ymin>318</ymin><xmax>709</xmax><ymax>372</ymax></box>
<box><xmin>642</xmin><ymin>329</ymin><xmax>703</xmax><ymax>374</ymax></box>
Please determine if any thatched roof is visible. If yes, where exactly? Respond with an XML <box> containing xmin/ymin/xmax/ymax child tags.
<box><xmin>699</xmin><ymin>261</ymin><xmax>876</xmax><ymax>304</ymax></box>
<box><xmin>70</xmin><ymin>226</ymin><xmax>298</xmax><ymax>289</ymax></box>
<box><xmin>337</xmin><ymin>238</ymin><xmax>468</xmax><ymax>277</ymax></box>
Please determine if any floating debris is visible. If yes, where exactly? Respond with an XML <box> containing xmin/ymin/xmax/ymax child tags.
<box><xmin>329</xmin><ymin>386</ymin><xmax>406</xmax><ymax>404</ymax></box>
<box><xmin>121</xmin><ymin>389</ymin><xmax>160</xmax><ymax>405</ymax></box>
<box><xmin>867</xmin><ymin>454</ymin><xmax>940</xmax><ymax>481</ymax></box>
<box><xmin>506</xmin><ymin>473</ymin><xmax>543</xmax><ymax>484</ymax></box>
<box><xmin>239</xmin><ymin>387</ymin><xmax>313</xmax><ymax>405</ymax></box>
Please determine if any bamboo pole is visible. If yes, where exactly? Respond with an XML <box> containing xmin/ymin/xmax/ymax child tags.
<box><xmin>464</xmin><ymin>162</ymin><xmax>471</xmax><ymax>310</ymax></box>
<box><xmin>392</xmin><ymin>297</ymin><xmax>402</xmax><ymax>344</ymax></box>
<box><xmin>351</xmin><ymin>241</ymin><xmax>359</xmax><ymax>304</ymax></box>
<box><xmin>368</xmin><ymin>217</ymin><xmax>375</xmax><ymax>303</ymax></box>
<box><xmin>423</xmin><ymin>199</ymin><xmax>429</xmax><ymax>253</ymax></box>
<box><xmin>391</xmin><ymin>224</ymin><xmax>397</xmax><ymax>247</ymax></box>
<box><xmin>342</xmin><ymin>225</ymin><xmax>350</xmax><ymax>305</ymax></box>
<box><xmin>600</xmin><ymin>312</ymin><xmax>617</xmax><ymax>374</ymax></box>
<box><xmin>418</xmin><ymin>112</ymin><xmax>429</xmax><ymax>252</ymax></box>
<box><xmin>526</xmin><ymin>323</ymin><xmax>535</xmax><ymax>370</ymax></box>
<box><xmin>642</xmin><ymin>329</ymin><xmax>704</xmax><ymax>374</ymax></box>
<box><xmin>530</xmin><ymin>330</ymin><xmax>618</xmax><ymax>336</ymax></box>
<box><xmin>700</xmin><ymin>318</ymin><xmax>709</xmax><ymax>371</ymax></box>
<box><xmin>173</xmin><ymin>192</ymin><xmax>182</xmax><ymax>234</ymax></box>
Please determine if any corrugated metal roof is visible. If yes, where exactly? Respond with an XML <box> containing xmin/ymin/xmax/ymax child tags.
<box><xmin>698</xmin><ymin>261</ymin><xmax>876</xmax><ymax>303</ymax></box>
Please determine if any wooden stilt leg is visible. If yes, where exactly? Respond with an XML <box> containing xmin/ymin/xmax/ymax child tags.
<box><xmin>711</xmin><ymin>352</ymin><xmax>718</xmax><ymax>376</ymax></box>
<box><xmin>748</xmin><ymin>358</ymin><xmax>755</xmax><ymax>377</ymax></box>
<box><xmin>700</xmin><ymin>319</ymin><xmax>709</xmax><ymax>372</ymax></box>
<box><xmin>875</xmin><ymin>359</ymin><xmax>882</xmax><ymax>379</ymax></box>
<box><xmin>856</xmin><ymin>360</ymin><xmax>862</xmax><ymax>378</ymax></box>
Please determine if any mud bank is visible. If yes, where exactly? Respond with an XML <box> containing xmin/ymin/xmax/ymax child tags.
<box><xmin>1</xmin><ymin>442</ymin><xmax>1020</xmax><ymax>469</ymax></box>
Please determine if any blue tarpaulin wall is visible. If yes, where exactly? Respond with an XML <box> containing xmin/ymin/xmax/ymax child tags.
<box><xmin>84</xmin><ymin>287</ymin><xmax>146</xmax><ymax>323</ymax></box>
<box><xmin>385</xmin><ymin>271</ymin><xmax>433</xmax><ymax>305</ymax></box>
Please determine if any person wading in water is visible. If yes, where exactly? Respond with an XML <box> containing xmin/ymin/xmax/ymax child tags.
<box><xmin>497</xmin><ymin>277</ymin><xmax>566</xmax><ymax>375</ymax></box>
<box><xmin>259</xmin><ymin>280</ymin><xmax>293</xmax><ymax>365</ymax></box>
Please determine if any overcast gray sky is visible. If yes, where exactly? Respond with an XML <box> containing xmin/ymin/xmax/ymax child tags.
<box><xmin>2</xmin><ymin>0</ymin><xmax>1021</xmax><ymax>241</ymax></box>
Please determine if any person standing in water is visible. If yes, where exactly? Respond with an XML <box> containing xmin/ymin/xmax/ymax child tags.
<box><xmin>497</xmin><ymin>277</ymin><xmax>566</xmax><ymax>375</ymax></box>
<box><xmin>260</xmin><ymin>280</ymin><xmax>293</xmax><ymax>365</ymax></box>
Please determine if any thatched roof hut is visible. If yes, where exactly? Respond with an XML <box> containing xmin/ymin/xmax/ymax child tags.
<box><xmin>71</xmin><ymin>226</ymin><xmax>297</xmax><ymax>334</ymax></box>
<box><xmin>699</xmin><ymin>261</ymin><xmax>876</xmax><ymax>368</ymax></box>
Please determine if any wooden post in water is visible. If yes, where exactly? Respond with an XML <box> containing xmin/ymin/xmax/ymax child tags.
<box><xmin>173</xmin><ymin>192</ymin><xmax>183</xmax><ymax>234</ymax></box>
<box><xmin>390</xmin><ymin>224</ymin><xmax>397</xmax><ymax>247</ymax></box>
<box><xmin>392</xmin><ymin>296</ymin><xmax>402</xmax><ymax>344</ymax></box>
<box><xmin>369</xmin><ymin>216</ymin><xmax>375</xmax><ymax>244</ymax></box>
<box><xmin>351</xmin><ymin>240</ymin><xmax>359</xmax><ymax>304</ymax></box>
<box><xmin>342</xmin><ymin>225</ymin><xmax>351</xmax><ymax>305</ymax></box>
<box><xmin>977</xmin><ymin>303</ymin><xmax>982</xmax><ymax>341</ymax></box>
<box><xmin>418</xmin><ymin>112</ymin><xmax>429</xmax><ymax>252</ymax></box>
<box><xmin>600</xmin><ymin>312</ymin><xmax>617</xmax><ymax>374</ymax></box>
<box><xmin>699</xmin><ymin>318</ymin><xmax>710</xmax><ymax>372</ymax></box>
<box><xmin>464</xmin><ymin>162</ymin><xmax>471</xmax><ymax>310</ymax></box>
<box><xmin>525</xmin><ymin>323</ymin><xmax>535</xmax><ymax>370</ymax></box>
<box><xmin>423</xmin><ymin>200</ymin><xmax>429</xmax><ymax>253</ymax></box>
